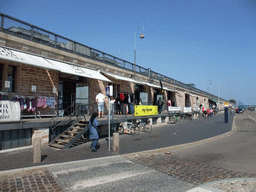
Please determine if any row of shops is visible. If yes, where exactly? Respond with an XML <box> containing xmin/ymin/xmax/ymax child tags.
<box><xmin>0</xmin><ymin>46</ymin><xmax>199</xmax><ymax>119</ymax></box>
<box><xmin>0</xmin><ymin>45</ymin><xmax>220</xmax><ymax>120</ymax></box>
<box><xmin>0</xmin><ymin>39</ymin><xmax>219</xmax><ymax>151</ymax></box>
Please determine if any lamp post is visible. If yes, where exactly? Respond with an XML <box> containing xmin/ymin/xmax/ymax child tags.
<box><xmin>134</xmin><ymin>26</ymin><xmax>145</xmax><ymax>79</ymax></box>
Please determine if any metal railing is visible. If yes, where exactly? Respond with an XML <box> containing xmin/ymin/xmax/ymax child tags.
<box><xmin>0</xmin><ymin>13</ymin><xmax>225</xmax><ymax>101</ymax></box>
<box><xmin>49</xmin><ymin>103</ymin><xmax>88</xmax><ymax>138</ymax></box>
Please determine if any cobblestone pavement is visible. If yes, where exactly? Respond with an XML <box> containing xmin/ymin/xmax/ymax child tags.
<box><xmin>126</xmin><ymin>152</ymin><xmax>256</xmax><ymax>186</ymax></box>
<box><xmin>205</xmin><ymin>178</ymin><xmax>256</xmax><ymax>192</ymax></box>
<box><xmin>0</xmin><ymin>168</ymin><xmax>62</xmax><ymax>192</ymax></box>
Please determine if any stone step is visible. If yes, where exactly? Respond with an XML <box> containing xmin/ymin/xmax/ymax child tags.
<box><xmin>75</xmin><ymin>123</ymin><xmax>87</xmax><ymax>127</ymax></box>
<box><xmin>55</xmin><ymin>139</ymin><xmax>70</xmax><ymax>143</ymax></box>
<box><xmin>60</xmin><ymin>134</ymin><xmax>71</xmax><ymax>139</ymax></box>
<box><xmin>49</xmin><ymin>143</ymin><xmax>64</xmax><ymax>149</ymax></box>
<box><xmin>70</xmin><ymin>127</ymin><xmax>83</xmax><ymax>131</ymax></box>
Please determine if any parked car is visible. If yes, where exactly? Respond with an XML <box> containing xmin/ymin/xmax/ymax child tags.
<box><xmin>236</xmin><ymin>108</ymin><xmax>244</xmax><ymax>114</ymax></box>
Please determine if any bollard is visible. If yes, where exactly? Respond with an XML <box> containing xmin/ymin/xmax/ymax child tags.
<box><xmin>112</xmin><ymin>132</ymin><xmax>119</xmax><ymax>154</ymax></box>
<box><xmin>33</xmin><ymin>137</ymin><xmax>41</xmax><ymax>163</ymax></box>
<box><xmin>224</xmin><ymin>106</ymin><xmax>229</xmax><ymax>123</ymax></box>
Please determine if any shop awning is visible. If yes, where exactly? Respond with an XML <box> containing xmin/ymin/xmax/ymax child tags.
<box><xmin>0</xmin><ymin>47</ymin><xmax>60</xmax><ymax>71</ymax></box>
<box><xmin>102</xmin><ymin>72</ymin><xmax>139</xmax><ymax>83</ymax></box>
<box><xmin>103</xmin><ymin>72</ymin><xmax>168</xmax><ymax>89</ymax></box>
<box><xmin>46</xmin><ymin>59</ymin><xmax>111</xmax><ymax>82</ymax></box>
<box><xmin>144</xmin><ymin>82</ymin><xmax>161</xmax><ymax>88</ymax></box>
<box><xmin>185</xmin><ymin>92</ymin><xmax>197</xmax><ymax>97</ymax></box>
<box><xmin>163</xmin><ymin>87</ymin><xmax>177</xmax><ymax>92</ymax></box>
<box><xmin>186</xmin><ymin>92</ymin><xmax>198</xmax><ymax>97</ymax></box>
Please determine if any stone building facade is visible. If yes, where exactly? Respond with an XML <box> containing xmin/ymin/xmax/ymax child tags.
<box><xmin>0</xmin><ymin>13</ymin><xmax>224</xmax><ymax>149</ymax></box>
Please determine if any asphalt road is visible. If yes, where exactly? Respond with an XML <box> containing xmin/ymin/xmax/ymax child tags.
<box><xmin>3</xmin><ymin>111</ymin><xmax>255</xmax><ymax>192</ymax></box>
<box><xmin>0</xmin><ymin>112</ymin><xmax>233</xmax><ymax>171</ymax></box>
<box><xmin>118</xmin><ymin>112</ymin><xmax>233</xmax><ymax>154</ymax></box>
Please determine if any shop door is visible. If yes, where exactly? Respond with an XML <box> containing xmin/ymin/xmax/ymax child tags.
<box><xmin>135</xmin><ymin>85</ymin><xmax>144</xmax><ymax>105</ymax></box>
<box><xmin>153</xmin><ymin>89</ymin><xmax>160</xmax><ymax>105</ymax></box>
<box><xmin>76</xmin><ymin>83</ymin><xmax>89</xmax><ymax>115</ymax></box>
<box><xmin>185</xmin><ymin>94</ymin><xmax>191</xmax><ymax>107</ymax></box>
<box><xmin>63</xmin><ymin>81</ymin><xmax>76</xmax><ymax>115</ymax></box>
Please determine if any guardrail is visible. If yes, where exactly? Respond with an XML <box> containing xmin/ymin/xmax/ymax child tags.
<box><xmin>0</xmin><ymin>12</ymin><xmax>224</xmax><ymax>101</ymax></box>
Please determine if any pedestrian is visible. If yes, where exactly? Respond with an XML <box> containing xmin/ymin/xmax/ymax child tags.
<box><xmin>138</xmin><ymin>98</ymin><xmax>142</xmax><ymax>105</ymax></box>
<box><xmin>115</xmin><ymin>95</ymin><xmax>122</xmax><ymax>115</ymax></box>
<box><xmin>204</xmin><ymin>109</ymin><xmax>208</xmax><ymax>118</ymax></box>
<box><xmin>95</xmin><ymin>92</ymin><xmax>106</xmax><ymax>118</ymax></box>
<box><xmin>89</xmin><ymin>112</ymin><xmax>100</xmax><ymax>152</ymax></box>
<box><xmin>207</xmin><ymin>108</ymin><xmax>210</xmax><ymax>117</ymax></box>
<box><xmin>210</xmin><ymin>108</ymin><xmax>213</xmax><ymax>117</ymax></box>
<box><xmin>157</xmin><ymin>97</ymin><xmax>163</xmax><ymax>114</ymax></box>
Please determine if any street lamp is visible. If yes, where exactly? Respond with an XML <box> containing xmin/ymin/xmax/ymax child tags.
<box><xmin>134</xmin><ymin>26</ymin><xmax>145</xmax><ymax>78</ymax></box>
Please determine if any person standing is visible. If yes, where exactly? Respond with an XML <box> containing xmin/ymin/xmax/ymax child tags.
<box><xmin>89</xmin><ymin>112</ymin><xmax>100</xmax><ymax>152</ymax></box>
<box><xmin>95</xmin><ymin>92</ymin><xmax>106</xmax><ymax>118</ymax></box>
<box><xmin>157</xmin><ymin>97</ymin><xmax>163</xmax><ymax>114</ymax></box>
<box><xmin>138</xmin><ymin>98</ymin><xmax>142</xmax><ymax>105</ymax></box>
<box><xmin>115</xmin><ymin>95</ymin><xmax>122</xmax><ymax>115</ymax></box>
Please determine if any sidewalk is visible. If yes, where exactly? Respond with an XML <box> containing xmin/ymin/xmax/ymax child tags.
<box><xmin>0</xmin><ymin>112</ymin><xmax>255</xmax><ymax>191</ymax></box>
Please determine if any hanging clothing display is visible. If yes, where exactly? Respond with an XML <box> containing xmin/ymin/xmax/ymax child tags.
<box><xmin>119</xmin><ymin>93</ymin><xmax>125</xmax><ymax>100</ymax></box>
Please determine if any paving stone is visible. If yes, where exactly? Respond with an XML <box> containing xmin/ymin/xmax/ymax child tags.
<box><xmin>127</xmin><ymin>152</ymin><xmax>256</xmax><ymax>185</ymax></box>
<box><xmin>0</xmin><ymin>168</ymin><xmax>62</xmax><ymax>192</ymax></box>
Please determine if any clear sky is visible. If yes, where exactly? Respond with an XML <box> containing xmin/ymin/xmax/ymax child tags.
<box><xmin>1</xmin><ymin>0</ymin><xmax>256</xmax><ymax>105</ymax></box>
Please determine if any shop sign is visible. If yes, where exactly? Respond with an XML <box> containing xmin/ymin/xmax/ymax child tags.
<box><xmin>183</xmin><ymin>107</ymin><xmax>192</xmax><ymax>113</ymax></box>
<box><xmin>140</xmin><ymin>92</ymin><xmax>148</xmax><ymax>104</ymax></box>
<box><xmin>31</xmin><ymin>85</ymin><xmax>37</xmax><ymax>92</ymax></box>
<box><xmin>53</xmin><ymin>87</ymin><xmax>57</xmax><ymax>94</ymax></box>
<box><xmin>106</xmin><ymin>85</ymin><xmax>113</xmax><ymax>97</ymax></box>
<box><xmin>0</xmin><ymin>101</ymin><xmax>20</xmax><ymax>122</ymax></box>
<box><xmin>134</xmin><ymin>105</ymin><xmax>158</xmax><ymax>116</ymax></box>
<box><xmin>5</xmin><ymin>81</ymin><xmax>10</xmax><ymax>88</ymax></box>
<box><xmin>168</xmin><ymin>106</ymin><xmax>181</xmax><ymax>113</ymax></box>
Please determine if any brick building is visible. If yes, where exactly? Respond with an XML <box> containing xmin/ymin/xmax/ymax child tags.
<box><xmin>0</xmin><ymin>13</ymin><xmax>224</xmax><ymax>150</ymax></box>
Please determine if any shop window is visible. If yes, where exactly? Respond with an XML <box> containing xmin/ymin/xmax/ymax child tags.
<box><xmin>7</xmin><ymin>65</ymin><xmax>16</xmax><ymax>92</ymax></box>
<box><xmin>0</xmin><ymin>64</ymin><xmax>3</xmax><ymax>90</ymax></box>
<box><xmin>108</xmin><ymin>83</ymin><xmax>120</xmax><ymax>99</ymax></box>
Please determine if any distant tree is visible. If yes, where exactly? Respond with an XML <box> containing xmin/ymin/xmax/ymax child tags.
<box><xmin>229</xmin><ymin>99</ymin><xmax>236</xmax><ymax>105</ymax></box>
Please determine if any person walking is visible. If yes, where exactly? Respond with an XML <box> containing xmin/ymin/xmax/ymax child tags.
<box><xmin>89</xmin><ymin>112</ymin><xmax>100</xmax><ymax>152</ymax></box>
<box><xmin>95</xmin><ymin>92</ymin><xmax>106</xmax><ymax>118</ymax></box>
<box><xmin>115</xmin><ymin>95</ymin><xmax>122</xmax><ymax>115</ymax></box>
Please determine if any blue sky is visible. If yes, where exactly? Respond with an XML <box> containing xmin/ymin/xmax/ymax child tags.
<box><xmin>1</xmin><ymin>0</ymin><xmax>256</xmax><ymax>105</ymax></box>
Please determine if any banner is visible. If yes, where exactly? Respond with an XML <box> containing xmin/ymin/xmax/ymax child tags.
<box><xmin>134</xmin><ymin>105</ymin><xmax>158</xmax><ymax>116</ymax></box>
<box><xmin>168</xmin><ymin>106</ymin><xmax>181</xmax><ymax>112</ymax></box>
<box><xmin>0</xmin><ymin>101</ymin><xmax>21</xmax><ymax>122</ymax></box>
<box><xmin>183</xmin><ymin>107</ymin><xmax>192</xmax><ymax>113</ymax></box>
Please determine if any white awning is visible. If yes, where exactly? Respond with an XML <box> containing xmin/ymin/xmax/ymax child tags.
<box><xmin>185</xmin><ymin>92</ymin><xmax>197</xmax><ymax>97</ymax></box>
<box><xmin>103</xmin><ymin>72</ymin><xmax>162</xmax><ymax>88</ymax></box>
<box><xmin>0</xmin><ymin>47</ymin><xmax>60</xmax><ymax>70</ymax></box>
<box><xmin>102</xmin><ymin>72</ymin><xmax>139</xmax><ymax>83</ymax></box>
<box><xmin>164</xmin><ymin>87</ymin><xmax>177</xmax><ymax>92</ymax></box>
<box><xmin>46</xmin><ymin>59</ymin><xmax>111</xmax><ymax>82</ymax></box>
<box><xmin>144</xmin><ymin>82</ymin><xmax>161</xmax><ymax>88</ymax></box>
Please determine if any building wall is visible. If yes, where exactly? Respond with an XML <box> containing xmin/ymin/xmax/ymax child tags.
<box><xmin>176</xmin><ymin>91</ymin><xmax>185</xmax><ymax>111</ymax></box>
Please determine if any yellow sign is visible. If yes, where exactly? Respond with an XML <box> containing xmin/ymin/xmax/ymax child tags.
<box><xmin>134</xmin><ymin>105</ymin><xmax>158</xmax><ymax>116</ymax></box>
<box><xmin>224</xmin><ymin>102</ymin><xmax>228</xmax><ymax>106</ymax></box>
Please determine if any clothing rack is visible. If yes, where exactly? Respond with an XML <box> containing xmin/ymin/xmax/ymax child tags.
<box><xmin>0</xmin><ymin>92</ymin><xmax>58</xmax><ymax>118</ymax></box>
